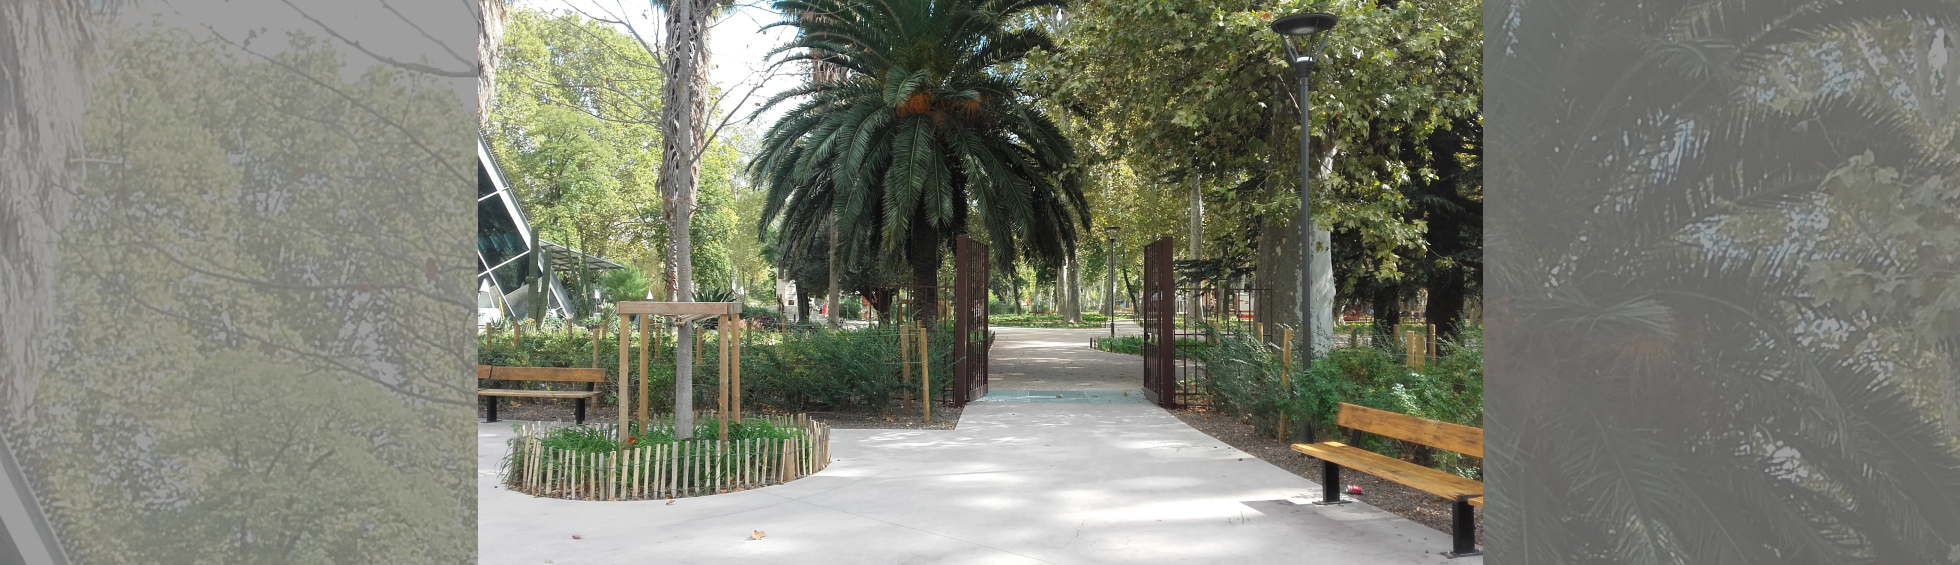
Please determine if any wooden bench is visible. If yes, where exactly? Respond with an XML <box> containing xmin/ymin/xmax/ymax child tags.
<box><xmin>1292</xmin><ymin>403</ymin><xmax>1483</xmax><ymax>557</ymax></box>
<box><xmin>478</xmin><ymin>366</ymin><xmax>606</xmax><ymax>424</ymax></box>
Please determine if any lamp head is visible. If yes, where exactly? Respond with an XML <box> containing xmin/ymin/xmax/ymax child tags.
<box><xmin>1104</xmin><ymin>225</ymin><xmax>1121</xmax><ymax>238</ymax></box>
<box><xmin>1270</xmin><ymin>13</ymin><xmax>1338</xmax><ymax>72</ymax></box>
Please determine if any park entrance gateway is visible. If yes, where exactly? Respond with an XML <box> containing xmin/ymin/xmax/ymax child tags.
<box><xmin>952</xmin><ymin>235</ymin><xmax>991</xmax><ymax>406</ymax></box>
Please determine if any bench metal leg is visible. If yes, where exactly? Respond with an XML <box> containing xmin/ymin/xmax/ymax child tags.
<box><xmin>483</xmin><ymin>396</ymin><xmax>499</xmax><ymax>423</ymax></box>
<box><xmin>575</xmin><ymin>398</ymin><xmax>587</xmax><ymax>425</ymax></box>
<box><xmin>1450</xmin><ymin>498</ymin><xmax>1481</xmax><ymax>557</ymax></box>
<box><xmin>1315</xmin><ymin>461</ymin><xmax>1348</xmax><ymax>505</ymax></box>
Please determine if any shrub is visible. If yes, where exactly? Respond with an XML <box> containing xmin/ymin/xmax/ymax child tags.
<box><xmin>479</xmin><ymin>323</ymin><xmax>962</xmax><ymax>415</ymax></box>
<box><xmin>1197</xmin><ymin>327</ymin><xmax>1484</xmax><ymax>479</ymax></box>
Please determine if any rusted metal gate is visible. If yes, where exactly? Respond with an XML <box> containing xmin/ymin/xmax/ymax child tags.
<box><xmin>1141</xmin><ymin>237</ymin><xmax>1177</xmax><ymax>408</ymax></box>
<box><xmin>953</xmin><ymin>235</ymin><xmax>991</xmax><ymax>406</ymax></box>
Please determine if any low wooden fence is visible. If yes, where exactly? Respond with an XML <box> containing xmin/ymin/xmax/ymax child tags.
<box><xmin>501</xmin><ymin>414</ymin><xmax>831</xmax><ymax>501</ymax></box>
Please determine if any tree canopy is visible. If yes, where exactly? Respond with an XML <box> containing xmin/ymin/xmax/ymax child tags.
<box><xmin>753</xmin><ymin>0</ymin><xmax>1089</xmax><ymax>318</ymax></box>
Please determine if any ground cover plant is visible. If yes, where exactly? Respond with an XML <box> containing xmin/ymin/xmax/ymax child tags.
<box><xmin>1090</xmin><ymin>334</ymin><xmax>1211</xmax><ymax>358</ymax></box>
<box><xmin>990</xmin><ymin>313</ymin><xmax>1108</xmax><ymax>328</ymax></box>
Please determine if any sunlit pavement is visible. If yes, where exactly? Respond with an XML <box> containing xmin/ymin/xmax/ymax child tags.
<box><xmin>479</xmin><ymin>405</ymin><xmax>1476</xmax><ymax>564</ymax></box>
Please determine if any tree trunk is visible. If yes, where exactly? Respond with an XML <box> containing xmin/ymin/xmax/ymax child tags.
<box><xmin>660</xmin><ymin>0</ymin><xmax>710</xmax><ymax>439</ymax></box>
<box><xmin>1425</xmin><ymin>273</ymin><xmax>1467</xmax><ymax>352</ymax></box>
<box><xmin>1371</xmin><ymin>284</ymin><xmax>1402</xmax><ymax>350</ymax></box>
<box><xmin>907</xmin><ymin>223</ymin><xmax>939</xmax><ymax>326</ymax></box>
<box><xmin>1255</xmin><ymin>214</ymin><xmax>1300</xmax><ymax>349</ymax></box>
<box><xmin>1063</xmin><ymin>255</ymin><xmax>1083</xmax><ymax>323</ymax></box>
<box><xmin>826</xmin><ymin>218</ymin><xmax>839</xmax><ymax>328</ymax></box>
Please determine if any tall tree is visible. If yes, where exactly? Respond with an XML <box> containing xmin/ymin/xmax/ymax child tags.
<box><xmin>1031</xmin><ymin>0</ymin><xmax>1480</xmax><ymax>348</ymax></box>
<box><xmin>657</xmin><ymin>0</ymin><xmax>731</xmax><ymax>438</ymax></box>
<box><xmin>754</xmin><ymin>0</ymin><xmax>1089</xmax><ymax>324</ymax></box>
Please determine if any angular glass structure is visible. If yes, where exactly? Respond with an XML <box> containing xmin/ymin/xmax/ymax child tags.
<box><xmin>477</xmin><ymin>135</ymin><xmax>623</xmax><ymax>322</ymax></box>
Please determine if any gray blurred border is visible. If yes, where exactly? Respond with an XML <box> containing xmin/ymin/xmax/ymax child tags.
<box><xmin>1488</xmin><ymin>0</ymin><xmax>1960</xmax><ymax>563</ymax></box>
<box><xmin>2</xmin><ymin>0</ymin><xmax>479</xmax><ymax>562</ymax></box>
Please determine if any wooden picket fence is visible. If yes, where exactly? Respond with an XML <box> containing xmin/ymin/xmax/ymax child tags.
<box><xmin>502</xmin><ymin>413</ymin><xmax>831</xmax><ymax>501</ymax></box>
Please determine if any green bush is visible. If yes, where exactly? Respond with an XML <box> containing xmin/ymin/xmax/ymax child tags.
<box><xmin>1092</xmin><ymin>334</ymin><xmax>1210</xmax><ymax>358</ymax></box>
<box><xmin>739</xmin><ymin>325</ymin><xmax>955</xmax><ymax>411</ymax></box>
<box><xmin>479</xmin><ymin>323</ymin><xmax>965</xmax><ymax>414</ymax></box>
<box><xmin>1197</xmin><ymin>327</ymin><xmax>1484</xmax><ymax>479</ymax></box>
<box><xmin>990</xmin><ymin>313</ymin><xmax>1107</xmax><ymax>328</ymax></box>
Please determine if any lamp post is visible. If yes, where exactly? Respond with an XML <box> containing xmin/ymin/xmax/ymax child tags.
<box><xmin>1104</xmin><ymin>225</ymin><xmax>1120</xmax><ymax>338</ymax></box>
<box><xmin>1270</xmin><ymin>12</ymin><xmax>1337</xmax><ymax>364</ymax></box>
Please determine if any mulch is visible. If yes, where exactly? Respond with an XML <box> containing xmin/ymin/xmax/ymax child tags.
<box><xmin>1169</xmin><ymin>406</ymin><xmax>1482</xmax><ymax>545</ymax></box>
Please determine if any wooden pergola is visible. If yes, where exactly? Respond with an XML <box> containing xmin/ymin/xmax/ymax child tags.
<box><xmin>615</xmin><ymin>301</ymin><xmax>744</xmax><ymax>443</ymax></box>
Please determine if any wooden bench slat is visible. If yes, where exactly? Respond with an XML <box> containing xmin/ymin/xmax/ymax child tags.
<box><xmin>478</xmin><ymin>365</ymin><xmax>492</xmax><ymax>380</ymax></box>
<box><xmin>1466</xmin><ymin>496</ymin><xmax>1482</xmax><ymax>508</ymax></box>
<box><xmin>1335</xmin><ymin>403</ymin><xmax>1483</xmax><ymax>458</ymax></box>
<box><xmin>1292</xmin><ymin>441</ymin><xmax>1482</xmax><ymax>501</ymax></box>
<box><xmin>476</xmin><ymin>389</ymin><xmax>602</xmax><ymax>399</ymax></box>
<box><xmin>484</xmin><ymin>367</ymin><xmax>607</xmax><ymax>383</ymax></box>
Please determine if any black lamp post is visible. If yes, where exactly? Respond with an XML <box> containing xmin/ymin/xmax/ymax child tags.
<box><xmin>1104</xmin><ymin>225</ymin><xmax>1121</xmax><ymax>338</ymax></box>
<box><xmin>1271</xmin><ymin>12</ymin><xmax>1336</xmax><ymax>365</ymax></box>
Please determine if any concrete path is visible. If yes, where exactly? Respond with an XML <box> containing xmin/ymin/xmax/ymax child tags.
<box><xmin>477</xmin><ymin>325</ymin><xmax>1480</xmax><ymax>564</ymax></box>
<box><xmin>986</xmin><ymin>326</ymin><xmax>1146</xmax><ymax>392</ymax></box>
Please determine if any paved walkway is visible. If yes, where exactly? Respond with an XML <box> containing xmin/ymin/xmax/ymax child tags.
<box><xmin>477</xmin><ymin>325</ymin><xmax>1480</xmax><ymax>564</ymax></box>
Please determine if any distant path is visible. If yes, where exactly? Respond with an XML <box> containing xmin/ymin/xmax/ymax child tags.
<box><xmin>983</xmin><ymin>325</ymin><xmax>1144</xmax><ymax>393</ymax></box>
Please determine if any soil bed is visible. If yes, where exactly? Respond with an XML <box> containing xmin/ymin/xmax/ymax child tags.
<box><xmin>1170</xmin><ymin>406</ymin><xmax>1482</xmax><ymax>545</ymax></box>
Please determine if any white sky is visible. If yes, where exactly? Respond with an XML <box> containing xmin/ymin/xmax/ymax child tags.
<box><xmin>517</xmin><ymin>0</ymin><xmax>803</xmax><ymax>132</ymax></box>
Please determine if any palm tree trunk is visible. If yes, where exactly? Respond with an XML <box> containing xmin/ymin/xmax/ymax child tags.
<box><xmin>826</xmin><ymin>218</ymin><xmax>839</xmax><ymax>328</ymax></box>
<box><xmin>660</xmin><ymin>0</ymin><xmax>710</xmax><ymax>439</ymax></box>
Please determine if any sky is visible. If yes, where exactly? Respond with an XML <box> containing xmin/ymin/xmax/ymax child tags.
<box><xmin>518</xmin><ymin>0</ymin><xmax>804</xmax><ymax>132</ymax></box>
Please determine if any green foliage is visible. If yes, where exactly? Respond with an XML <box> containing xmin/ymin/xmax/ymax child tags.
<box><xmin>602</xmin><ymin>267</ymin><xmax>653</xmax><ymax>302</ymax></box>
<box><xmin>1029</xmin><ymin>0</ymin><xmax>1481</xmax><ymax>331</ymax></box>
<box><xmin>1091</xmin><ymin>335</ymin><xmax>1208</xmax><ymax>357</ymax></box>
<box><xmin>1195</xmin><ymin>328</ymin><xmax>1482</xmax><ymax>478</ymax></box>
<box><xmin>477</xmin><ymin>325</ymin><xmax>958</xmax><ymax>414</ymax></box>
<box><xmin>990</xmin><ymin>313</ymin><xmax>1107</xmax><ymax>328</ymax></box>
<box><xmin>486</xmin><ymin>9</ymin><xmax>664</xmax><ymax>266</ymax></box>
<box><xmin>527</xmin><ymin>416</ymin><xmax>806</xmax><ymax>454</ymax></box>
<box><xmin>754</xmin><ymin>0</ymin><xmax>1088</xmax><ymax>298</ymax></box>
<box><xmin>739</xmin><ymin>326</ymin><xmax>957</xmax><ymax>411</ymax></box>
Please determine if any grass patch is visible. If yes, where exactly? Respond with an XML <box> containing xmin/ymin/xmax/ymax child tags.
<box><xmin>1091</xmin><ymin>334</ymin><xmax>1211</xmax><ymax>358</ymax></box>
<box><xmin>989</xmin><ymin>313</ymin><xmax>1108</xmax><ymax>328</ymax></box>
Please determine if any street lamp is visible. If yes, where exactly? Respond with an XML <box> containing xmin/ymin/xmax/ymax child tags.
<box><xmin>1104</xmin><ymin>225</ymin><xmax>1121</xmax><ymax>338</ymax></box>
<box><xmin>1270</xmin><ymin>12</ymin><xmax>1336</xmax><ymax>365</ymax></box>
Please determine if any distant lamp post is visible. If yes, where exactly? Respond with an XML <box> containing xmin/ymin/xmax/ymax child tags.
<box><xmin>1270</xmin><ymin>12</ymin><xmax>1337</xmax><ymax>363</ymax></box>
<box><xmin>1104</xmin><ymin>225</ymin><xmax>1121</xmax><ymax>339</ymax></box>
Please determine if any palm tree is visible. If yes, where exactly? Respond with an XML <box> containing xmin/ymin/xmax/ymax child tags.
<box><xmin>1488</xmin><ymin>0</ymin><xmax>1960</xmax><ymax>562</ymax></box>
<box><xmin>752</xmin><ymin>0</ymin><xmax>1088</xmax><ymax>323</ymax></box>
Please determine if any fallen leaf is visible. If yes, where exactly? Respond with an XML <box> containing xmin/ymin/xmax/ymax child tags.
<box><xmin>750</xmin><ymin>530</ymin><xmax>766</xmax><ymax>540</ymax></box>
<box><xmin>571</xmin><ymin>535</ymin><xmax>582</xmax><ymax>540</ymax></box>
<box><xmin>666</xmin><ymin>499</ymin><xmax>675</xmax><ymax>505</ymax></box>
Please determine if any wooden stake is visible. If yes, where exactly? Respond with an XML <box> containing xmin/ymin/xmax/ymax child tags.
<box><xmin>900</xmin><ymin>322</ymin><xmax>913</xmax><ymax>405</ymax></box>
<box><xmin>618</xmin><ymin>314</ymin><xmax>631</xmax><ymax>446</ymax></box>
<box><xmin>513</xmin><ymin>322</ymin><xmax>522</xmax><ymax>348</ymax></box>
<box><xmin>718</xmin><ymin>315</ymin><xmax>730</xmax><ymax>442</ymax></box>
<box><xmin>1280</xmin><ymin>328</ymin><xmax>1293</xmax><ymax>442</ymax></box>
<box><xmin>919</xmin><ymin>327</ymin><xmax>931</xmax><ymax>425</ymax></box>
<box><xmin>639</xmin><ymin>316</ymin><xmax>650</xmax><ymax>430</ymax></box>
<box><xmin>733</xmin><ymin>317</ymin><xmax>743</xmax><ymax>423</ymax></box>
